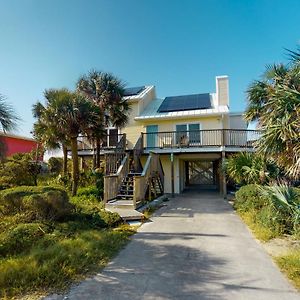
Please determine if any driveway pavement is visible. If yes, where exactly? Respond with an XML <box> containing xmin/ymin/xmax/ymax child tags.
<box><xmin>46</xmin><ymin>192</ymin><xmax>299</xmax><ymax>300</ymax></box>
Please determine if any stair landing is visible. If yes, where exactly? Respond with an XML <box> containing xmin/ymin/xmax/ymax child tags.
<box><xmin>105</xmin><ymin>205</ymin><xmax>144</xmax><ymax>221</ymax></box>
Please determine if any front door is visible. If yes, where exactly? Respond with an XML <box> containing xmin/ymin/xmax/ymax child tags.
<box><xmin>146</xmin><ymin>125</ymin><xmax>158</xmax><ymax>148</ymax></box>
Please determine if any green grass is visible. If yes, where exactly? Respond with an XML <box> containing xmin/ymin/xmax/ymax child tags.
<box><xmin>238</xmin><ymin>210</ymin><xmax>282</xmax><ymax>241</ymax></box>
<box><xmin>0</xmin><ymin>225</ymin><xmax>135</xmax><ymax>299</ymax></box>
<box><xmin>0</xmin><ymin>186</ymin><xmax>136</xmax><ymax>299</ymax></box>
<box><xmin>276</xmin><ymin>250</ymin><xmax>300</xmax><ymax>289</ymax></box>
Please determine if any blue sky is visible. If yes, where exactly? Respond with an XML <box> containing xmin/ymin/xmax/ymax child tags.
<box><xmin>0</xmin><ymin>0</ymin><xmax>299</xmax><ymax>136</ymax></box>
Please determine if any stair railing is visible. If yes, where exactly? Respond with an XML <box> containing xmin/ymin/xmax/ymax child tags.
<box><xmin>104</xmin><ymin>153</ymin><xmax>129</xmax><ymax>203</ymax></box>
<box><xmin>133</xmin><ymin>135</ymin><xmax>144</xmax><ymax>173</ymax></box>
<box><xmin>133</xmin><ymin>152</ymin><xmax>164</xmax><ymax>207</ymax></box>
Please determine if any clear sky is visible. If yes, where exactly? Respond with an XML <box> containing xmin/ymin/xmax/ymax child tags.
<box><xmin>0</xmin><ymin>0</ymin><xmax>299</xmax><ymax>136</ymax></box>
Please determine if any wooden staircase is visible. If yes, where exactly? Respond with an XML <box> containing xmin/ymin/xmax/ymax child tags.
<box><xmin>104</xmin><ymin>135</ymin><xmax>164</xmax><ymax>210</ymax></box>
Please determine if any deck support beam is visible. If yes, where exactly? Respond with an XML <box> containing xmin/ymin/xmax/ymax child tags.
<box><xmin>221</xmin><ymin>151</ymin><xmax>227</xmax><ymax>199</ymax></box>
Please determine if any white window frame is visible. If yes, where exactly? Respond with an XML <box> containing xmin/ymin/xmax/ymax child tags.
<box><xmin>174</xmin><ymin>122</ymin><xmax>202</xmax><ymax>146</ymax></box>
<box><xmin>105</xmin><ymin>127</ymin><xmax>120</xmax><ymax>147</ymax></box>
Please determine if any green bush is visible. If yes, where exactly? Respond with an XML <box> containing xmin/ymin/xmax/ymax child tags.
<box><xmin>77</xmin><ymin>186</ymin><xmax>100</xmax><ymax>198</ymax></box>
<box><xmin>0</xmin><ymin>223</ymin><xmax>49</xmax><ymax>257</ymax></box>
<box><xmin>235</xmin><ymin>184</ymin><xmax>300</xmax><ymax>238</ymax></box>
<box><xmin>234</xmin><ymin>184</ymin><xmax>269</xmax><ymax>211</ymax></box>
<box><xmin>0</xmin><ymin>186</ymin><xmax>73</xmax><ymax>221</ymax></box>
<box><xmin>48</xmin><ymin>157</ymin><xmax>63</xmax><ymax>174</ymax></box>
<box><xmin>0</xmin><ymin>153</ymin><xmax>42</xmax><ymax>189</ymax></box>
<box><xmin>98</xmin><ymin>210</ymin><xmax>122</xmax><ymax>227</ymax></box>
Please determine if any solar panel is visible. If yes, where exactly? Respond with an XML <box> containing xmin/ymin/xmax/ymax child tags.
<box><xmin>157</xmin><ymin>93</ymin><xmax>212</xmax><ymax>113</ymax></box>
<box><xmin>123</xmin><ymin>86</ymin><xmax>145</xmax><ymax>97</ymax></box>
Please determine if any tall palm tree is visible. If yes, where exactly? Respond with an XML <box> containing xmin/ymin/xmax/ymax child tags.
<box><xmin>0</xmin><ymin>94</ymin><xmax>19</xmax><ymax>132</ymax></box>
<box><xmin>77</xmin><ymin>70</ymin><xmax>129</xmax><ymax>168</ymax></box>
<box><xmin>0</xmin><ymin>94</ymin><xmax>19</xmax><ymax>159</ymax></box>
<box><xmin>33</xmin><ymin>92</ymin><xmax>69</xmax><ymax>176</ymax></box>
<box><xmin>33</xmin><ymin>89</ymin><xmax>100</xmax><ymax>195</ymax></box>
<box><xmin>245</xmin><ymin>50</ymin><xmax>300</xmax><ymax>178</ymax></box>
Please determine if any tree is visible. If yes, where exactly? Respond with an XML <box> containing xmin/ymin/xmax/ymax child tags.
<box><xmin>33</xmin><ymin>98</ymin><xmax>69</xmax><ymax>176</ymax></box>
<box><xmin>0</xmin><ymin>94</ymin><xmax>19</xmax><ymax>132</ymax></box>
<box><xmin>33</xmin><ymin>89</ymin><xmax>100</xmax><ymax>195</ymax></box>
<box><xmin>0</xmin><ymin>94</ymin><xmax>19</xmax><ymax>159</ymax></box>
<box><xmin>225</xmin><ymin>152</ymin><xmax>280</xmax><ymax>185</ymax></box>
<box><xmin>77</xmin><ymin>71</ymin><xmax>129</xmax><ymax>168</ymax></box>
<box><xmin>245</xmin><ymin>50</ymin><xmax>300</xmax><ymax>179</ymax></box>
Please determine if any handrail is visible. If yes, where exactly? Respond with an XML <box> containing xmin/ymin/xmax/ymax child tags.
<box><xmin>104</xmin><ymin>153</ymin><xmax>129</xmax><ymax>203</ymax></box>
<box><xmin>133</xmin><ymin>152</ymin><xmax>164</xmax><ymax>206</ymax></box>
<box><xmin>132</xmin><ymin>135</ymin><xmax>143</xmax><ymax>173</ymax></box>
<box><xmin>142</xmin><ymin>129</ymin><xmax>261</xmax><ymax>149</ymax></box>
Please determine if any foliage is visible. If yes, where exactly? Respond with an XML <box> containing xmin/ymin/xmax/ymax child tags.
<box><xmin>77</xmin><ymin>70</ymin><xmax>129</xmax><ymax>168</ymax></box>
<box><xmin>235</xmin><ymin>184</ymin><xmax>300</xmax><ymax>240</ymax></box>
<box><xmin>0</xmin><ymin>228</ymin><xmax>133</xmax><ymax>299</ymax></box>
<box><xmin>260</xmin><ymin>185</ymin><xmax>300</xmax><ymax>232</ymax></box>
<box><xmin>0</xmin><ymin>223</ymin><xmax>49</xmax><ymax>257</ymax></box>
<box><xmin>0</xmin><ymin>94</ymin><xmax>19</xmax><ymax>132</ymax></box>
<box><xmin>276</xmin><ymin>249</ymin><xmax>300</xmax><ymax>289</ymax></box>
<box><xmin>0</xmin><ymin>186</ymin><xmax>73</xmax><ymax>221</ymax></box>
<box><xmin>0</xmin><ymin>183</ymin><xmax>132</xmax><ymax>299</ymax></box>
<box><xmin>48</xmin><ymin>157</ymin><xmax>63</xmax><ymax>174</ymax></box>
<box><xmin>33</xmin><ymin>89</ymin><xmax>101</xmax><ymax>195</ymax></box>
<box><xmin>225</xmin><ymin>152</ymin><xmax>280</xmax><ymax>185</ymax></box>
<box><xmin>245</xmin><ymin>48</ymin><xmax>300</xmax><ymax>178</ymax></box>
<box><xmin>0</xmin><ymin>152</ymin><xmax>42</xmax><ymax>189</ymax></box>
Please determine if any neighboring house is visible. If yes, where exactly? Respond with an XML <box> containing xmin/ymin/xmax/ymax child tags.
<box><xmin>78</xmin><ymin>76</ymin><xmax>260</xmax><ymax>208</ymax></box>
<box><xmin>0</xmin><ymin>132</ymin><xmax>42</xmax><ymax>159</ymax></box>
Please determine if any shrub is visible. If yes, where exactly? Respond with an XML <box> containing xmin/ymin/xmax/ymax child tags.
<box><xmin>0</xmin><ymin>153</ymin><xmax>42</xmax><ymax>189</ymax></box>
<box><xmin>0</xmin><ymin>186</ymin><xmax>73</xmax><ymax>221</ymax></box>
<box><xmin>77</xmin><ymin>186</ymin><xmax>100</xmax><ymax>198</ymax></box>
<box><xmin>48</xmin><ymin>157</ymin><xmax>63</xmax><ymax>174</ymax></box>
<box><xmin>235</xmin><ymin>184</ymin><xmax>300</xmax><ymax>238</ymax></box>
<box><xmin>0</xmin><ymin>223</ymin><xmax>49</xmax><ymax>257</ymax></box>
<box><xmin>225</xmin><ymin>152</ymin><xmax>281</xmax><ymax>185</ymax></box>
<box><xmin>234</xmin><ymin>184</ymin><xmax>269</xmax><ymax>212</ymax></box>
<box><xmin>260</xmin><ymin>184</ymin><xmax>300</xmax><ymax>233</ymax></box>
<box><xmin>98</xmin><ymin>210</ymin><xmax>122</xmax><ymax>227</ymax></box>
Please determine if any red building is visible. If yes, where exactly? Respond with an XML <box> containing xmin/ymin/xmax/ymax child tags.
<box><xmin>0</xmin><ymin>133</ymin><xmax>42</xmax><ymax>159</ymax></box>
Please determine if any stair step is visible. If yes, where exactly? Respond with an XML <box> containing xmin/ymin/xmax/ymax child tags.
<box><xmin>117</xmin><ymin>194</ymin><xmax>134</xmax><ymax>199</ymax></box>
<box><xmin>128</xmin><ymin>173</ymin><xmax>142</xmax><ymax>177</ymax></box>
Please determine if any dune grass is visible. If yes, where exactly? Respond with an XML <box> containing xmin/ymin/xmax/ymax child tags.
<box><xmin>0</xmin><ymin>225</ymin><xmax>135</xmax><ymax>299</ymax></box>
<box><xmin>276</xmin><ymin>250</ymin><xmax>300</xmax><ymax>289</ymax></box>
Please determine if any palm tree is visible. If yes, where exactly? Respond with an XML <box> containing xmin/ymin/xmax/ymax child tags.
<box><xmin>77</xmin><ymin>70</ymin><xmax>129</xmax><ymax>168</ymax></box>
<box><xmin>33</xmin><ymin>92</ymin><xmax>69</xmax><ymax>176</ymax></box>
<box><xmin>0</xmin><ymin>94</ymin><xmax>19</xmax><ymax>159</ymax></box>
<box><xmin>33</xmin><ymin>89</ymin><xmax>100</xmax><ymax>195</ymax></box>
<box><xmin>245</xmin><ymin>50</ymin><xmax>300</xmax><ymax>179</ymax></box>
<box><xmin>0</xmin><ymin>94</ymin><xmax>19</xmax><ymax>132</ymax></box>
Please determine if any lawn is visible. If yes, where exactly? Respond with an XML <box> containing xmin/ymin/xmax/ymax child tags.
<box><xmin>0</xmin><ymin>186</ymin><xmax>135</xmax><ymax>299</ymax></box>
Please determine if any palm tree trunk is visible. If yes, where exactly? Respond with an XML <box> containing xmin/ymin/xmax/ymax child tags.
<box><xmin>70</xmin><ymin>137</ymin><xmax>79</xmax><ymax>196</ymax></box>
<box><xmin>62</xmin><ymin>143</ymin><xmax>68</xmax><ymax>176</ymax></box>
<box><xmin>96</xmin><ymin>138</ymin><xmax>101</xmax><ymax>168</ymax></box>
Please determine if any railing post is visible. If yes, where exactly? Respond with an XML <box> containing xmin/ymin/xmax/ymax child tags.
<box><xmin>222</xmin><ymin>129</ymin><xmax>226</xmax><ymax>147</ymax></box>
<box><xmin>141</xmin><ymin>132</ymin><xmax>144</xmax><ymax>150</ymax></box>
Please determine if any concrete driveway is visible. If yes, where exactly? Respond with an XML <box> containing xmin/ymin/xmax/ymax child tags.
<box><xmin>46</xmin><ymin>192</ymin><xmax>299</xmax><ymax>300</ymax></box>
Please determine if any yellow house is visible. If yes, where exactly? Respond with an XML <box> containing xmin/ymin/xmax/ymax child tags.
<box><xmin>80</xmin><ymin>76</ymin><xmax>259</xmax><ymax>208</ymax></box>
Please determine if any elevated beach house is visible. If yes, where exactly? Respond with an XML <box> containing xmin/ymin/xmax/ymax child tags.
<box><xmin>77</xmin><ymin>76</ymin><xmax>259</xmax><ymax>208</ymax></box>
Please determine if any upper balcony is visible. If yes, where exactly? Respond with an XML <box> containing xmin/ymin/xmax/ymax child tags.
<box><xmin>141</xmin><ymin>129</ymin><xmax>261</xmax><ymax>153</ymax></box>
<box><xmin>76</xmin><ymin>133</ymin><xmax>126</xmax><ymax>156</ymax></box>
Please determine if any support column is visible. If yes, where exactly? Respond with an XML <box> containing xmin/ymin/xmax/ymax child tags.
<box><xmin>222</xmin><ymin>151</ymin><xmax>227</xmax><ymax>199</ymax></box>
<box><xmin>171</xmin><ymin>153</ymin><xmax>174</xmax><ymax>198</ymax></box>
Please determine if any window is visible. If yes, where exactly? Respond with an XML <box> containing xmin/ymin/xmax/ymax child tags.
<box><xmin>176</xmin><ymin>123</ymin><xmax>201</xmax><ymax>146</ymax></box>
<box><xmin>146</xmin><ymin>125</ymin><xmax>158</xmax><ymax>148</ymax></box>
<box><xmin>102</xmin><ymin>128</ymin><xmax>119</xmax><ymax>147</ymax></box>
